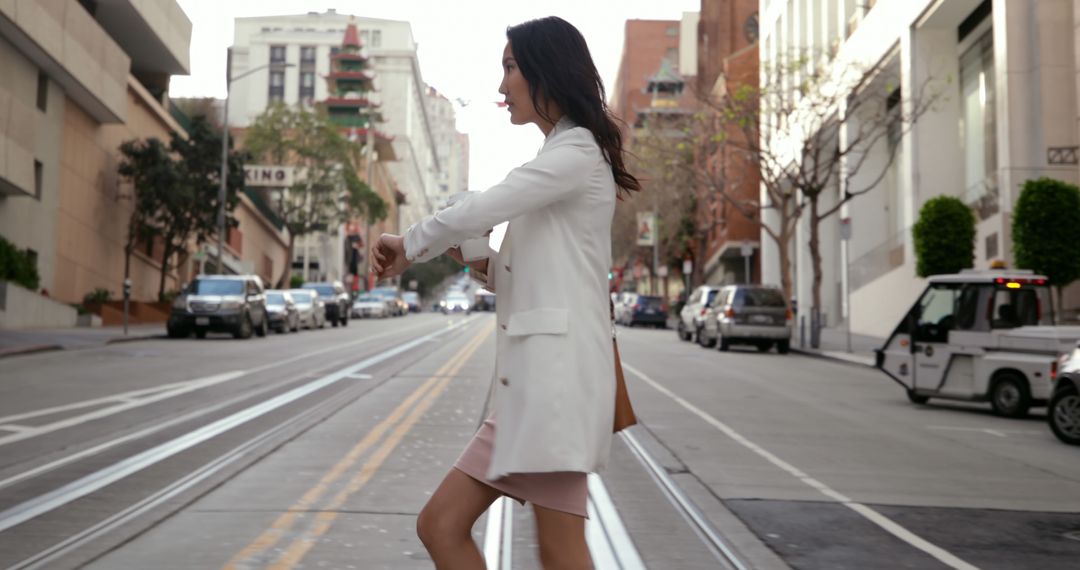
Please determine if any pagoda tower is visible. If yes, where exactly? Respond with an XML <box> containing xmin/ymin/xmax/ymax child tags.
<box><xmin>324</xmin><ymin>21</ymin><xmax>391</xmax><ymax>152</ymax></box>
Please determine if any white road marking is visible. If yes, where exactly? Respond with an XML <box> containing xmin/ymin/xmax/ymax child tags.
<box><xmin>0</xmin><ymin>425</ymin><xmax>32</xmax><ymax>433</ymax></box>
<box><xmin>927</xmin><ymin>425</ymin><xmax>1043</xmax><ymax>437</ymax></box>
<box><xmin>624</xmin><ymin>362</ymin><xmax>981</xmax><ymax>570</ymax></box>
<box><xmin>0</xmin><ymin>372</ymin><xmax>247</xmax><ymax>447</ymax></box>
<box><xmin>482</xmin><ymin>497</ymin><xmax>513</xmax><ymax>569</ymax></box>
<box><xmin>0</xmin><ymin>318</ymin><xmax>477</xmax><ymax>534</ymax></box>
<box><xmin>587</xmin><ymin>474</ymin><xmax>646</xmax><ymax>570</ymax></box>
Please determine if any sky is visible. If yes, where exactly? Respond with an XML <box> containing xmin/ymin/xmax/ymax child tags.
<box><xmin>171</xmin><ymin>0</ymin><xmax>700</xmax><ymax>195</ymax></box>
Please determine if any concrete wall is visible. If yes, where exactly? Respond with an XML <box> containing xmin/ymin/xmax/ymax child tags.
<box><xmin>0</xmin><ymin>280</ymin><xmax>77</xmax><ymax>329</ymax></box>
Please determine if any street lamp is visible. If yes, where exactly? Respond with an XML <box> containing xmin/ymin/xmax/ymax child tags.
<box><xmin>216</xmin><ymin>57</ymin><xmax>295</xmax><ymax>274</ymax></box>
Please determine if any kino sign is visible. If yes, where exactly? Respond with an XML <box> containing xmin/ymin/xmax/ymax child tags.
<box><xmin>244</xmin><ymin>165</ymin><xmax>296</xmax><ymax>188</ymax></box>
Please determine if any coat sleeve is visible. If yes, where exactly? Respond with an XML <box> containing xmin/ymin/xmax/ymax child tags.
<box><xmin>403</xmin><ymin>130</ymin><xmax>600</xmax><ymax>263</ymax></box>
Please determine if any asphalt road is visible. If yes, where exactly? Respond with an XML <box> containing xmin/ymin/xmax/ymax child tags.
<box><xmin>1</xmin><ymin>313</ymin><xmax>1077</xmax><ymax>569</ymax></box>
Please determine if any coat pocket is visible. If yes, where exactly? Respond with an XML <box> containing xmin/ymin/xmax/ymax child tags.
<box><xmin>506</xmin><ymin>308</ymin><xmax>569</xmax><ymax>336</ymax></box>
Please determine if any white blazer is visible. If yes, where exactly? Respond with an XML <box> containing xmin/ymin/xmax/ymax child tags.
<box><xmin>404</xmin><ymin>117</ymin><xmax>616</xmax><ymax>479</ymax></box>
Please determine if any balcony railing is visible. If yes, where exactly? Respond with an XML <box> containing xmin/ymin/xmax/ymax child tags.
<box><xmin>849</xmin><ymin>230</ymin><xmax>907</xmax><ymax>292</ymax></box>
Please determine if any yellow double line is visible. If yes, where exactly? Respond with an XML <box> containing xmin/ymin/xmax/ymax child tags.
<box><xmin>223</xmin><ymin>323</ymin><xmax>493</xmax><ymax>570</ymax></box>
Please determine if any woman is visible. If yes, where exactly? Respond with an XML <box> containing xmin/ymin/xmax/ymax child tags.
<box><xmin>370</xmin><ymin>16</ymin><xmax>640</xmax><ymax>569</ymax></box>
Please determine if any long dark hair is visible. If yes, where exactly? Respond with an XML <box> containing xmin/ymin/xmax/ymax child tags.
<box><xmin>506</xmin><ymin>17</ymin><xmax>641</xmax><ymax>197</ymax></box>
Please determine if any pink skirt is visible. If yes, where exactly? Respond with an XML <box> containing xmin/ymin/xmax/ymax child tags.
<box><xmin>453</xmin><ymin>417</ymin><xmax>589</xmax><ymax>518</ymax></box>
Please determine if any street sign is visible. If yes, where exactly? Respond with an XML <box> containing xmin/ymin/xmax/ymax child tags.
<box><xmin>682</xmin><ymin>259</ymin><xmax>692</xmax><ymax>275</ymax></box>
<box><xmin>840</xmin><ymin>217</ymin><xmax>852</xmax><ymax>241</ymax></box>
<box><xmin>740</xmin><ymin>241</ymin><xmax>754</xmax><ymax>257</ymax></box>
<box><xmin>658</xmin><ymin>266</ymin><xmax>669</xmax><ymax>278</ymax></box>
<box><xmin>244</xmin><ymin>165</ymin><xmax>298</xmax><ymax>188</ymax></box>
<box><xmin>409</xmin><ymin>279</ymin><xmax>418</xmax><ymax>290</ymax></box>
<box><xmin>636</xmin><ymin>212</ymin><xmax>657</xmax><ymax>246</ymax></box>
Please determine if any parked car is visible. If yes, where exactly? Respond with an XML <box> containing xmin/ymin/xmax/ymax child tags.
<box><xmin>441</xmin><ymin>291</ymin><xmax>471</xmax><ymax>314</ymax></box>
<box><xmin>370</xmin><ymin>287</ymin><xmax>406</xmax><ymax>317</ymax></box>
<box><xmin>679</xmin><ymin>285</ymin><xmax>723</xmax><ymax>342</ymax></box>
<box><xmin>265</xmin><ymin>290</ymin><xmax>300</xmax><ymax>333</ymax></box>
<box><xmin>876</xmin><ymin>270</ymin><xmax>1080</xmax><ymax>417</ymax></box>
<box><xmin>303</xmin><ymin>281</ymin><xmax>349</xmax><ymax>326</ymax></box>
<box><xmin>624</xmin><ymin>295</ymin><xmax>668</xmax><ymax>328</ymax></box>
<box><xmin>289</xmin><ymin>289</ymin><xmax>326</xmax><ymax>330</ymax></box>
<box><xmin>402</xmin><ymin>291</ymin><xmax>421</xmax><ymax>313</ymax></box>
<box><xmin>701</xmin><ymin>285</ymin><xmax>791</xmax><ymax>352</ymax></box>
<box><xmin>1050</xmin><ymin>344</ymin><xmax>1080</xmax><ymax>445</ymax></box>
<box><xmin>352</xmin><ymin>294</ymin><xmax>389</xmax><ymax>318</ymax></box>
<box><xmin>167</xmin><ymin>275</ymin><xmax>269</xmax><ymax>339</ymax></box>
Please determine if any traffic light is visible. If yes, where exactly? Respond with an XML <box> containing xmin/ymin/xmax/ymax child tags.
<box><xmin>464</xmin><ymin>266</ymin><xmax>470</xmax><ymax>274</ymax></box>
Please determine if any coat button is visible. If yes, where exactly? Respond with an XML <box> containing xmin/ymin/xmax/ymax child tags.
<box><xmin>505</xmin><ymin>265</ymin><xmax>511</xmax><ymax>272</ymax></box>
<box><xmin>500</xmin><ymin>324</ymin><xmax>507</xmax><ymax>330</ymax></box>
<box><xmin>500</xmin><ymin>377</ymin><xmax>509</xmax><ymax>386</ymax></box>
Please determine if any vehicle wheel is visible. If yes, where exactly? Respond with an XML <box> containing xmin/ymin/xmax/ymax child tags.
<box><xmin>234</xmin><ymin>314</ymin><xmax>253</xmax><ymax>339</ymax></box>
<box><xmin>990</xmin><ymin>372</ymin><xmax>1032</xmax><ymax>418</ymax></box>
<box><xmin>166</xmin><ymin>325</ymin><xmax>188</xmax><ymax>339</ymax></box>
<box><xmin>906</xmin><ymin>389</ymin><xmax>930</xmax><ymax>405</ymax></box>
<box><xmin>195</xmin><ymin>329</ymin><xmax>207</xmax><ymax>339</ymax></box>
<box><xmin>677</xmin><ymin>322</ymin><xmax>691</xmax><ymax>342</ymax></box>
<box><xmin>276</xmin><ymin>324</ymin><xmax>287</xmax><ymax>334</ymax></box>
<box><xmin>255</xmin><ymin>317</ymin><xmax>268</xmax><ymax>338</ymax></box>
<box><xmin>777</xmin><ymin>340</ymin><xmax>790</xmax><ymax>354</ymax></box>
<box><xmin>1048</xmin><ymin>384</ymin><xmax>1080</xmax><ymax>445</ymax></box>
<box><xmin>291</xmin><ymin>317</ymin><xmax>299</xmax><ymax>333</ymax></box>
<box><xmin>332</xmin><ymin>318</ymin><xmax>339</xmax><ymax>327</ymax></box>
<box><xmin>319</xmin><ymin>318</ymin><xmax>325</xmax><ymax>329</ymax></box>
<box><xmin>756</xmin><ymin>342</ymin><xmax>773</xmax><ymax>352</ymax></box>
<box><xmin>718</xmin><ymin>335</ymin><xmax>730</xmax><ymax>352</ymax></box>
<box><xmin>341</xmin><ymin>316</ymin><xmax>348</xmax><ymax>327</ymax></box>
<box><xmin>697</xmin><ymin>327</ymin><xmax>716</xmax><ymax>348</ymax></box>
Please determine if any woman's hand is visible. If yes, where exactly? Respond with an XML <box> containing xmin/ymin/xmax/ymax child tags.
<box><xmin>447</xmin><ymin>246</ymin><xmax>489</xmax><ymax>276</ymax></box>
<box><xmin>370</xmin><ymin>234</ymin><xmax>411</xmax><ymax>280</ymax></box>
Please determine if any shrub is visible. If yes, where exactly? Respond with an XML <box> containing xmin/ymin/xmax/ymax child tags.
<box><xmin>913</xmin><ymin>196</ymin><xmax>976</xmax><ymax>277</ymax></box>
<box><xmin>1013</xmin><ymin>177</ymin><xmax>1080</xmax><ymax>289</ymax></box>
<box><xmin>290</xmin><ymin>273</ymin><xmax>305</xmax><ymax>288</ymax></box>
<box><xmin>0</xmin><ymin>235</ymin><xmax>41</xmax><ymax>290</ymax></box>
<box><xmin>83</xmin><ymin>288</ymin><xmax>113</xmax><ymax>305</ymax></box>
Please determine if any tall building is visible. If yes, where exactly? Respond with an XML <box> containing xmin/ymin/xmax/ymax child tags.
<box><xmin>426</xmin><ymin>87</ymin><xmax>470</xmax><ymax>208</ymax></box>
<box><xmin>226</xmin><ymin>10</ymin><xmax>455</xmax><ymax>230</ymax></box>
<box><xmin>759</xmin><ymin>0</ymin><xmax>1080</xmax><ymax>338</ymax></box>
<box><xmin>694</xmin><ymin>0</ymin><xmax>762</xmax><ymax>285</ymax></box>
<box><xmin>0</xmin><ymin>0</ymin><xmax>194</xmax><ymax>305</ymax></box>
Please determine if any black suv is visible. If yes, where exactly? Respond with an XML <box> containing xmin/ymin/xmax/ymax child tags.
<box><xmin>303</xmin><ymin>281</ymin><xmax>350</xmax><ymax>327</ymax></box>
<box><xmin>168</xmin><ymin>275</ymin><xmax>269</xmax><ymax>339</ymax></box>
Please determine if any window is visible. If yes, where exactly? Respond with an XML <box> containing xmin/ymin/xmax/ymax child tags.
<box><xmin>665</xmin><ymin>48</ymin><xmax>678</xmax><ymax>65</ymax></box>
<box><xmin>372</xmin><ymin>30</ymin><xmax>382</xmax><ymax>47</ymax></box>
<box><xmin>33</xmin><ymin>160</ymin><xmax>42</xmax><ymax>200</ymax></box>
<box><xmin>913</xmin><ymin>283</ymin><xmax>960</xmax><ymax>343</ymax></box>
<box><xmin>360</xmin><ymin>30</ymin><xmax>370</xmax><ymax>45</ymax></box>
<box><xmin>268</xmin><ymin>71</ymin><xmax>285</xmax><ymax>102</ymax></box>
<box><xmin>299</xmin><ymin>72</ymin><xmax>315</xmax><ymax>101</ymax></box>
<box><xmin>959</xmin><ymin>28</ymin><xmax>997</xmax><ymax>219</ymax></box>
<box><xmin>666</xmin><ymin>26</ymin><xmax>678</xmax><ymax>37</ymax></box>
<box><xmin>985</xmin><ymin>233</ymin><xmax>998</xmax><ymax>260</ymax></box>
<box><xmin>270</xmin><ymin>45</ymin><xmax>286</xmax><ymax>63</ymax></box>
<box><xmin>991</xmin><ymin>286</ymin><xmax>1051</xmax><ymax>328</ymax></box>
<box><xmin>300</xmin><ymin>46</ymin><xmax>317</xmax><ymax>63</ymax></box>
<box><xmin>36</xmin><ymin>71</ymin><xmax>47</xmax><ymax>112</ymax></box>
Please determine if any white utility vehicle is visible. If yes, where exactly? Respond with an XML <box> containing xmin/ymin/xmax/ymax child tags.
<box><xmin>875</xmin><ymin>270</ymin><xmax>1080</xmax><ymax>417</ymax></box>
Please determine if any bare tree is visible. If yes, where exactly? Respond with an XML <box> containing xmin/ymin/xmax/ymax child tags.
<box><xmin>642</xmin><ymin>51</ymin><xmax>942</xmax><ymax>345</ymax></box>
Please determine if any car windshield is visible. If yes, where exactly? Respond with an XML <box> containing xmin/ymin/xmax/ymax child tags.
<box><xmin>189</xmin><ymin>280</ymin><xmax>244</xmax><ymax>296</ymax></box>
<box><xmin>266</xmin><ymin>293</ymin><xmax>285</xmax><ymax>305</ymax></box>
<box><xmin>448</xmin><ymin>294</ymin><xmax>468</xmax><ymax>302</ymax></box>
<box><xmin>291</xmin><ymin>291</ymin><xmax>312</xmax><ymax>303</ymax></box>
<box><xmin>403</xmin><ymin>292</ymin><xmax>419</xmax><ymax>303</ymax></box>
<box><xmin>356</xmin><ymin>295</ymin><xmax>380</xmax><ymax>303</ymax></box>
<box><xmin>305</xmin><ymin>285</ymin><xmax>335</xmax><ymax>297</ymax></box>
<box><xmin>637</xmin><ymin>296</ymin><xmax>663</xmax><ymax>307</ymax></box>
<box><xmin>739</xmin><ymin>288</ymin><xmax>786</xmax><ymax>307</ymax></box>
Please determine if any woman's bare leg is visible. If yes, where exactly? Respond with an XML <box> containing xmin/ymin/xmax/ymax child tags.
<box><xmin>534</xmin><ymin>504</ymin><xmax>592</xmax><ymax>569</ymax></box>
<box><xmin>417</xmin><ymin>468</ymin><xmax>502</xmax><ymax>569</ymax></box>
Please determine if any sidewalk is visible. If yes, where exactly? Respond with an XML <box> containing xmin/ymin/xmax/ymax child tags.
<box><xmin>792</xmin><ymin>327</ymin><xmax>884</xmax><ymax>368</ymax></box>
<box><xmin>0</xmin><ymin>324</ymin><xmax>166</xmax><ymax>359</ymax></box>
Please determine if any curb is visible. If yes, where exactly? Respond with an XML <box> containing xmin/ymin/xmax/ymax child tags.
<box><xmin>105</xmin><ymin>333</ymin><xmax>166</xmax><ymax>345</ymax></box>
<box><xmin>0</xmin><ymin>344</ymin><xmax>63</xmax><ymax>360</ymax></box>
<box><xmin>792</xmin><ymin>347</ymin><xmax>876</xmax><ymax>369</ymax></box>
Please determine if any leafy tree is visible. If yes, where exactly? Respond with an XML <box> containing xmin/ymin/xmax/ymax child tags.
<box><xmin>118</xmin><ymin>116</ymin><xmax>245</xmax><ymax>299</ymax></box>
<box><xmin>245</xmin><ymin>102</ymin><xmax>387</xmax><ymax>287</ymax></box>
<box><xmin>0</xmin><ymin>235</ymin><xmax>40</xmax><ymax>290</ymax></box>
<box><xmin>1013</xmin><ymin>177</ymin><xmax>1080</xmax><ymax>318</ymax></box>
<box><xmin>912</xmin><ymin>196</ymin><xmax>975</xmax><ymax>277</ymax></box>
